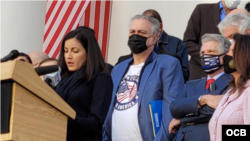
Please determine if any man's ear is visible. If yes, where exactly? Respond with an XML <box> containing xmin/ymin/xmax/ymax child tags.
<box><xmin>246</xmin><ymin>28</ymin><xmax>250</xmax><ymax>34</ymax></box>
<box><xmin>160</xmin><ymin>23</ymin><xmax>163</xmax><ymax>32</ymax></box>
<box><xmin>153</xmin><ymin>33</ymin><xmax>158</xmax><ymax>44</ymax></box>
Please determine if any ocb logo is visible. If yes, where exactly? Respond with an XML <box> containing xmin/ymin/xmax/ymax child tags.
<box><xmin>226</xmin><ymin>129</ymin><xmax>246</xmax><ymax>136</ymax></box>
<box><xmin>222</xmin><ymin>125</ymin><xmax>250</xmax><ymax>141</ymax></box>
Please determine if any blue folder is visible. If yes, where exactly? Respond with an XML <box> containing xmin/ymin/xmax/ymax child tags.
<box><xmin>149</xmin><ymin>100</ymin><xmax>162</xmax><ymax>137</ymax></box>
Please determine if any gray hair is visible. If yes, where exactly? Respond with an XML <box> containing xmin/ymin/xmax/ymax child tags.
<box><xmin>200</xmin><ymin>34</ymin><xmax>231</xmax><ymax>56</ymax></box>
<box><xmin>218</xmin><ymin>13</ymin><xmax>250</xmax><ymax>34</ymax></box>
<box><xmin>129</xmin><ymin>14</ymin><xmax>160</xmax><ymax>35</ymax></box>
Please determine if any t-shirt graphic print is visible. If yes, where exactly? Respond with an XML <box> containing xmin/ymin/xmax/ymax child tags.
<box><xmin>115</xmin><ymin>75</ymin><xmax>139</xmax><ymax>110</ymax></box>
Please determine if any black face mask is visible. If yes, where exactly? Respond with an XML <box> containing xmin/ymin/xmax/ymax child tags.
<box><xmin>128</xmin><ymin>34</ymin><xmax>149</xmax><ymax>54</ymax></box>
<box><xmin>223</xmin><ymin>55</ymin><xmax>237</xmax><ymax>74</ymax></box>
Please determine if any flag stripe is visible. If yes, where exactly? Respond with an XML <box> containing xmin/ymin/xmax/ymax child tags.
<box><xmin>89</xmin><ymin>1</ymin><xmax>96</xmax><ymax>30</ymax></box>
<box><xmin>45</xmin><ymin>1</ymin><xmax>52</xmax><ymax>13</ymax></box>
<box><xmin>84</xmin><ymin>2</ymin><xmax>91</xmax><ymax>27</ymax></box>
<box><xmin>52</xmin><ymin>1</ymin><xmax>88</xmax><ymax>58</ymax></box>
<box><xmin>45</xmin><ymin>1</ymin><xmax>76</xmax><ymax>54</ymax></box>
<box><xmin>72</xmin><ymin>0</ymin><xmax>91</xmax><ymax>31</ymax></box>
<box><xmin>105</xmin><ymin>1</ymin><xmax>112</xmax><ymax>61</ymax></box>
<box><xmin>49</xmin><ymin>1</ymin><xmax>82</xmax><ymax>57</ymax></box>
<box><xmin>43</xmin><ymin>0</ymin><xmax>112</xmax><ymax>60</ymax></box>
<box><xmin>45</xmin><ymin>1</ymin><xmax>57</xmax><ymax>25</ymax></box>
<box><xmin>94</xmin><ymin>1</ymin><xmax>101</xmax><ymax>41</ymax></box>
<box><xmin>79</xmin><ymin>13</ymin><xmax>85</xmax><ymax>26</ymax></box>
<box><xmin>44</xmin><ymin>1</ymin><xmax>71</xmax><ymax>52</ymax></box>
<box><xmin>44</xmin><ymin>1</ymin><xmax>65</xmax><ymax>42</ymax></box>
<box><xmin>102</xmin><ymin>1</ymin><xmax>111</xmax><ymax>59</ymax></box>
<box><xmin>44</xmin><ymin>1</ymin><xmax>62</xmax><ymax>39</ymax></box>
<box><xmin>97</xmin><ymin>1</ymin><xmax>106</xmax><ymax>50</ymax></box>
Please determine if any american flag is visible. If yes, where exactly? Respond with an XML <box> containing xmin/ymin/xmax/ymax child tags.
<box><xmin>43</xmin><ymin>0</ymin><xmax>112</xmax><ymax>60</ymax></box>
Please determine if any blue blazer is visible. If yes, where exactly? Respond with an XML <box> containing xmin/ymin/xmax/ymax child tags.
<box><xmin>170</xmin><ymin>73</ymin><xmax>232</xmax><ymax>141</ymax></box>
<box><xmin>103</xmin><ymin>52</ymin><xmax>184</xmax><ymax>141</ymax></box>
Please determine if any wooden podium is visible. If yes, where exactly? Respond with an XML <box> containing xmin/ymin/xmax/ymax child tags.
<box><xmin>1</xmin><ymin>60</ymin><xmax>76</xmax><ymax>141</ymax></box>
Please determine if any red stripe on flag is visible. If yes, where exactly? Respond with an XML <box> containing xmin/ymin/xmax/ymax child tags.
<box><xmin>45</xmin><ymin>1</ymin><xmax>57</xmax><ymax>25</ymax></box>
<box><xmin>102</xmin><ymin>1</ymin><xmax>111</xmax><ymax>59</ymax></box>
<box><xmin>45</xmin><ymin>1</ymin><xmax>77</xmax><ymax>54</ymax></box>
<box><xmin>94</xmin><ymin>1</ymin><xmax>101</xmax><ymax>40</ymax></box>
<box><xmin>52</xmin><ymin>1</ymin><xmax>86</xmax><ymax>58</ymax></box>
<box><xmin>84</xmin><ymin>2</ymin><xmax>91</xmax><ymax>27</ymax></box>
<box><xmin>44</xmin><ymin>1</ymin><xmax>65</xmax><ymax>42</ymax></box>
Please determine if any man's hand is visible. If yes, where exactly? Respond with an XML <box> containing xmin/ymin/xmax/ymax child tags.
<box><xmin>199</xmin><ymin>94</ymin><xmax>223</xmax><ymax>109</ymax></box>
<box><xmin>168</xmin><ymin>118</ymin><xmax>180</xmax><ymax>133</ymax></box>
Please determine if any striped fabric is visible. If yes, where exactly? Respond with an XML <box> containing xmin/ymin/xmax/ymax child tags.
<box><xmin>43</xmin><ymin>0</ymin><xmax>112</xmax><ymax>60</ymax></box>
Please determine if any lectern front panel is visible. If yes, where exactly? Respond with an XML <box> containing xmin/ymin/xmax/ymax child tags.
<box><xmin>1</xmin><ymin>81</ymin><xmax>13</xmax><ymax>134</ymax></box>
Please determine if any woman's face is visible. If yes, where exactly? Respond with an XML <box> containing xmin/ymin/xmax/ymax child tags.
<box><xmin>64</xmin><ymin>38</ymin><xmax>87</xmax><ymax>72</ymax></box>
<box><xmin>226</xmin><ymin>42</ymin><xmax>235</xmax><ymax>56</ymax></box>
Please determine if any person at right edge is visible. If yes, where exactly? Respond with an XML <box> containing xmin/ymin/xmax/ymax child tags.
<box><xmin>184</xmin><ymin>0</ymin><xmax>240</xmax><ymax>80</ymax></box>
<box><xmin>209</xmin><ymin>34</ymin><xmax>250</xmax><ymax>141</ymax></box>
<box><xmin>169</xmin><ymin>34</ymin><xmax>232</xmax><ymax>141</ymax></box>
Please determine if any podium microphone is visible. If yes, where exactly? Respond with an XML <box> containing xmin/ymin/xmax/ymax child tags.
<box><xmin>35</xmin><ymin>65</ymin><xmax>58</xmax><ymax>76</ymax></box>
<box><xmin>0</xmin><ymin>50</ymin><xmax>19</xmax><ymax>63</ymax></box>
<box><xmin>43</xmin><ymin>68</ymin><xmax>61</xmax><ymax>87</ymax></box>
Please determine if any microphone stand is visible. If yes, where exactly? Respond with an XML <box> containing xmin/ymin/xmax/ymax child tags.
<box><xmin>44</xmin><ymin>78</ymin><xmax>56</xmax><ymax>90</ymax></box>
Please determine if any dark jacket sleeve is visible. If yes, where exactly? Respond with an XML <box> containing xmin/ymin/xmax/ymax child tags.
<box><xmin>180</xmin><ymin>106</ymin><xmax>215</xmax><ymax>124</ymax></box>
<box><xmin>115</xmin><ymin>54</ymin><xmax>132</xmax><ymax>66</ymax></box>
<box><xmin>180</xmin><ymin>86</ymin><xmax>230</xmax><ymax>124</ymax></box>
<box><xmin>170</xmin><ymin>82</ymin><xmax>200</xmax><ymax>119</ymax></box>
<box><xmin>68</xmin><ymin>74</ymin><xmax>113</xmax><ymax>135</ymax></box>
<box><xmin>183</xmin><ymin>4</ymin><xmax>202</xmax><ymax>64</ymax></box>
<box><xmin>176</xmin><ymin>41</ymin><xmax>189</xmax><ymax>83</ymax></box>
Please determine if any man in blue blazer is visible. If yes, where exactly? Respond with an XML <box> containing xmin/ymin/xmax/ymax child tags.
<box><xmin>116</xmin><ymin>9</ymin><xmax>189</xmax><ymax>83</ymax></box>
<box><xmin>103</xmin><ymin>14</ymin><xmax>184</xmax><ymax>141</ymax></box>
<box><xmin>169</xmin><ymin>33</ymin><xmax>232</xmax><ymax>141</ymax></box>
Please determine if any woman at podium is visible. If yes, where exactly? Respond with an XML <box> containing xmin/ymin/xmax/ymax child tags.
<box><xmin>55</xmin><ymin>27</ymin><xmax>113</xmax><ymax>141</ymax></box>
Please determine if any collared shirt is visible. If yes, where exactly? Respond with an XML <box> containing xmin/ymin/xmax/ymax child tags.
<box><xmin>220</xmin><ymin>1</ymin><xmax>226</xmax><ymax>21</ymax></box>
<box><xmin>207</xmin><ymin>72</ymin><xmax>225</xmax><ymax>81</ymax></box>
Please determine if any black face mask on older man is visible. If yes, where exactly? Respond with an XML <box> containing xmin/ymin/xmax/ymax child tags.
<box><xmin>128</xmin><ymin>34</ymin><xmax>150</xmax><ymax>54</ymax></box>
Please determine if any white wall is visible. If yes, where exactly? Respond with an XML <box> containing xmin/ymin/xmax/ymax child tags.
<box><xmin>200</xmin><ymin>0</ymin><xmax>220</xmax><ymax>3</ymax></box>
<box><xmin>1</xmin><ymin>1</ymin><xmax>46</xmax><ymax>57</ymax></box>
<box><xmin>107</xmin><ymin>0</ymin><xmax>249</xmax><ymax>65</ymax></box>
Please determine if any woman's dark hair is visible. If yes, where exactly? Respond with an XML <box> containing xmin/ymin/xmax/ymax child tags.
<box><xmin>38</xmin><ymin>58</ymin><xmax>58</xmax><ymax>67</ymax></box>
<box><xmin>58</xmin><ymin>26</ymin><xmax>107</xmax><ymax>83</ymax></box>
<box><xmin>228</xmin><ymin>34</ymin><xmax>250</xmax><ymax>94</ymax></box>
<box><xmin>245</xmin><ymin>2</ymin><xmax>250</xmax><ymax>13</ymax></box>
<box><xmin>19</xmin><ymin>52</ymin><xmax>32</xmax><ymax>64</ymax></box>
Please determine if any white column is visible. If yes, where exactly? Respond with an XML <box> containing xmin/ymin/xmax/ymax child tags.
<box><xmin>1</xmin><ymin>1</ymin><xmax>46</xmax><ymax>57</ymax></box>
